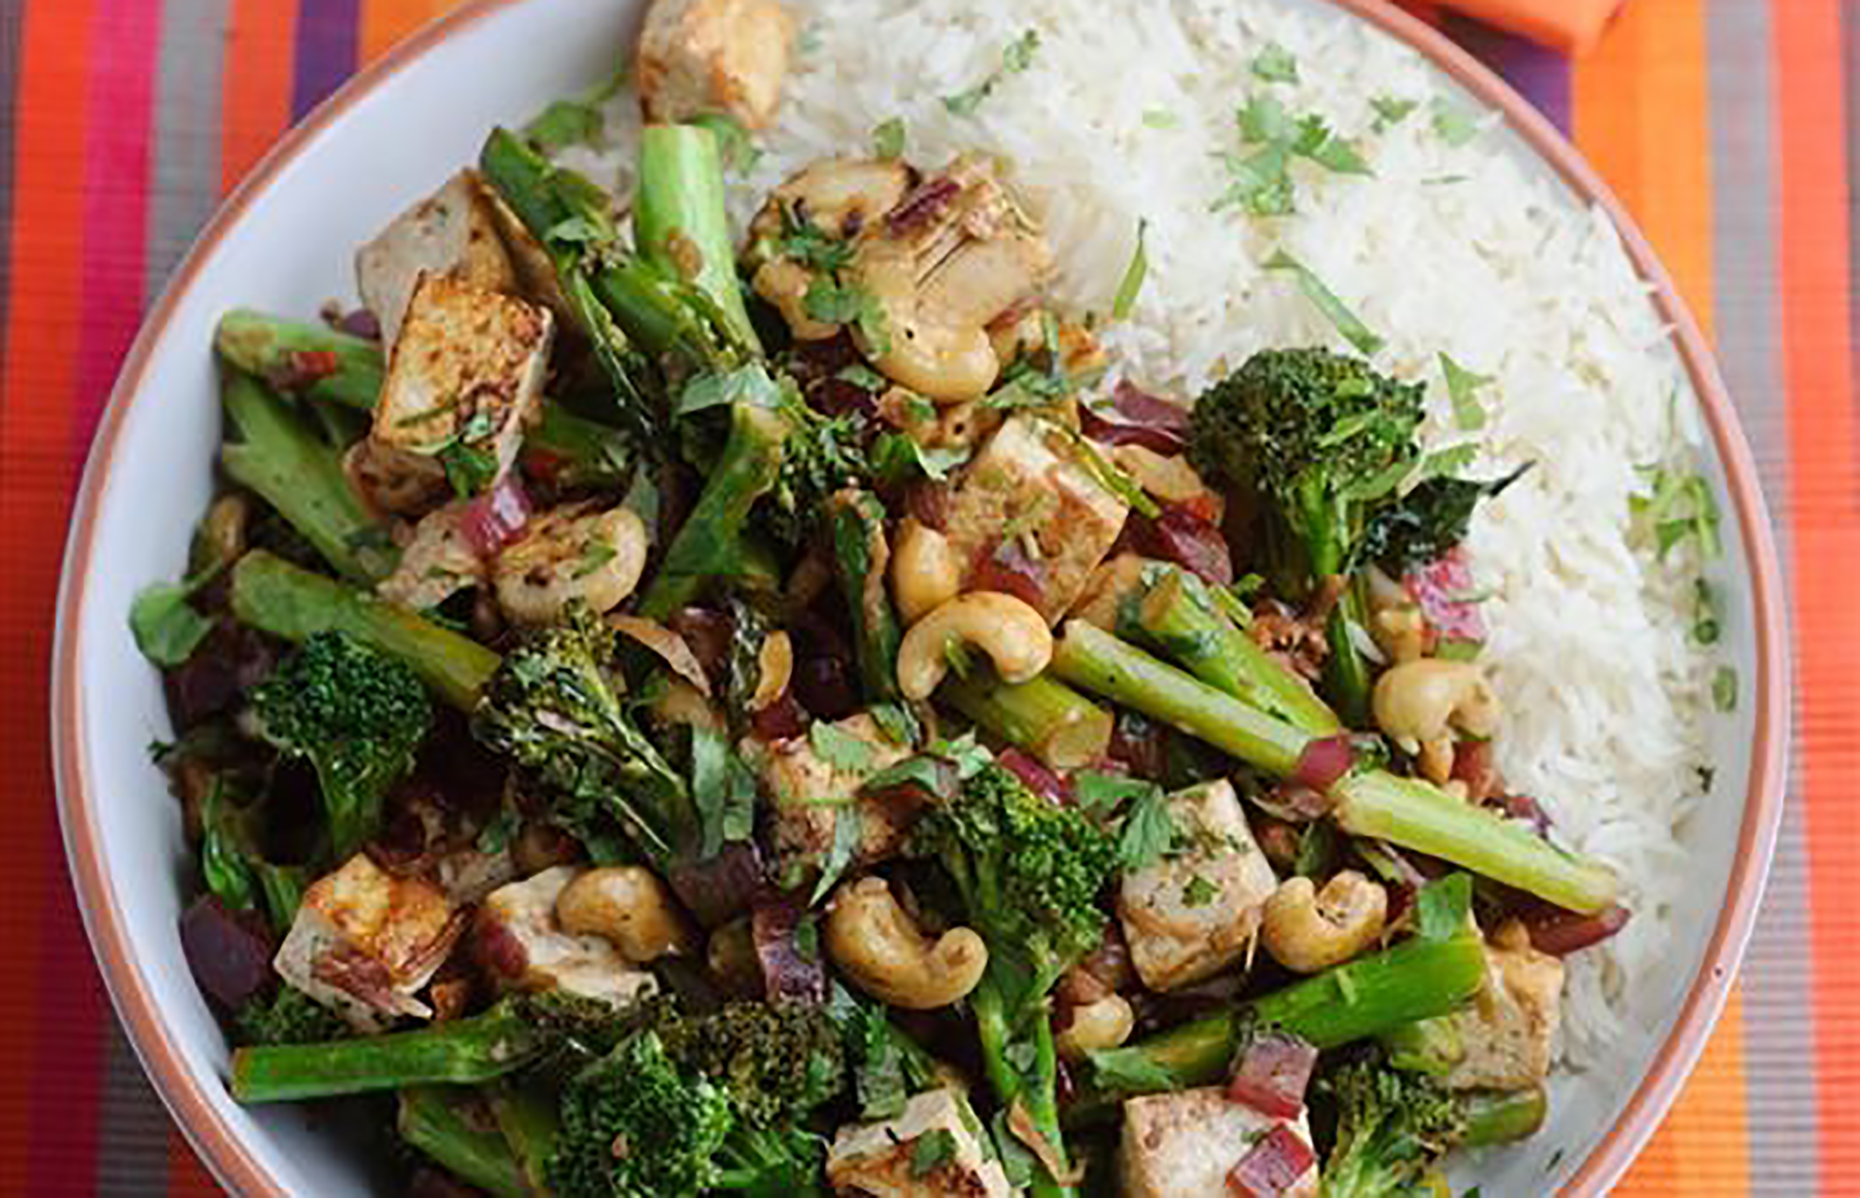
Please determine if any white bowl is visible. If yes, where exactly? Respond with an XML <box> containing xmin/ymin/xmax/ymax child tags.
<box><xmin>52</xmin><ymin>0</ymin><xmax>1789</xmax><ymax>1193</ymax></box>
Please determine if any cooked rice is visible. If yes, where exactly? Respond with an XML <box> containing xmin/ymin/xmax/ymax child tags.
<box><xmin>570</xmin><ymin>0</ymin><xmax>1716</xmax><ymax>1076</ymax></box>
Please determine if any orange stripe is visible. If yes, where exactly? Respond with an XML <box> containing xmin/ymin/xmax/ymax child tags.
<box><xmin>0</xmin><ymin>0</ymin><xmax>95</xmax><ymax>1178</ymax></box>
<box><xmin>219</xmin><ymin>0</ymin><xmax>298</xmax><ymax>195</ymax></box>
<box><xmin>359</xmin><ymin>0</ymin><xmax>455</xmax><ymax>66</ymax></box>
<box><xmin>1772</xmin><ymin>0</ymin><xmax>1860</xmax><ymax>1179</ymax></box>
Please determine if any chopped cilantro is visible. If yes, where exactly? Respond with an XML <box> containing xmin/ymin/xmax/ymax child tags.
<box><xmin>688</xmin><ymin>113</ymin><xmax>761</xmax><ymax>174</ymax></box>
<box><xmin>811</xmin><ymin>720</ymin><xmax>877</xmax><ymax>772</ymax></box>
<box><xmin>571</xmin><ymin>539</ymin><xmax>618</xmax><ymax>580</ymax></box>
<box><xmin>1713</xmin><ymin>666</ymin><xmax>1739</xmax><ymax>712</ymax></box>
<box><xmin>1117</xmin><ymin>788</ymin><xmax>1178</xmax><ymax>871</ymax></box>
<box><xmin>943</xmin><ymin>30</ymin><xmax>1041</xmax><ymax>118</ymax></box>
<box><xmin>437</xmin><ymin>439</ymin><xmax>499</xmax><ymax>499</ymax></box>
<box><xmin>1217</xmin><ymin>96</ymin><xmax>1371</xmax><ymax>216</ymax></box>
<box><xmin>1694</xmin><ymin>579</ymin><xmax>1723</xmax><ymax>645</ymax></box>
<box><xmin>1112</xmin><ymin>218</ymin><xmax>1150</xmax><ymax>320</ymax></box>
<box><xmin>870</xmin><ymin>432</ymin><xmax>970</xmax><ymax>487</ymax></box>
<box><xmin>1631</xmin><ymin>467</ymin><xmax>1722</xmax><ymax>560</ymax></box>
<box><xmin>1440</xmin><ymin>352</ymin><xmax>1492</xmax><ymax>431</ymax></box>
<box><xmin>1371</xmin><ymin>95</ymin><xmax>1419</xmax><ymax>130</ymax></box>
<box><xmin>1263</xmin><ymin>248</ymin><xmax>1384</xmax><ymax>355</ymax></box>
<box><xmin>1073</xmin><ymin>770</ymin><xmax>1159</xmax><ymax>821</ymax></box>
<box><xmin>522</xmin><ymin>68</ymin><xmax>626</xmax><ymax>153</ymax></box>
<box><xmin>1142</xmin><ymin>107</ymin><xmax>1181</xmax><ymax>129</ymax></box>
<box><xmin>872</xmin><ymin>117</ymin><xmax>907</xmax><ymax>161</ymax></box>
<box><xmin>1431</xmin><ymin>98</ymin><xmax>1481</xmax><ymax>146</ymax></box>
<box><xmin>678</xmin><ymin>362</ymin><xmax>784</xmax><ymax>416</ymax></box>
<box><xmin>836</xmin><ymin>362</ymin><xmax>891</xmax><ymax>392</ymax></box>
<box><xmin>811</xmin><ymin>806</ymin><xmax>865</xmax><ymax>904</ymax></box>
<box><xmin>475</xmin><ymin>807</ymin><xmax>521</xmax><ymax>855</ymax></box>
<box><xmin>1416</xmin><ymin>873</ymin><xmax>1473</xmax><ymax>941</ymax></box>
<box><xmin>1252</xmin><ymin>42</ymin><xmax>1299</xmax><ymax>84</ymax></box>
<box><xmin>691</xmin><ymin>725</ymin><xmax>758</xmax><ymax>856</ymax></box>
<box><xmin>910</xmin><ymin>1128</ymin><xmax>959</xmax><ymax>1177</ymax></box>
<box><xmin>1181</xmin><ymin>875</ymin><xmax>1222</xmax><ymax>907</ymax></box>
<box><xmin>775</xmin><ymin>208</ymin><xmax>855</xmax><ymax>272</ymax></box>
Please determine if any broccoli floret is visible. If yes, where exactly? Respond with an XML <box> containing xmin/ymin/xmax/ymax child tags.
<box><xmin>233</xmin><ymin>985</ymin><xmax>349</xmax><ymax>1048</ymax></box>
<box><xmin>767</xmin><ymin>401</ymin><xmax>872</xmax><ymax>547</ymax></box>
<box><xmin>251</xmin><ymin>630</ymin><xmax>433</xmax><ymax>858</ymax></box>
<box><xmin>652</xmin><ymin>1001</ymin><xmax>847</xmax><ymax>1128</ymax></box>
<box><xmin>1318</xmin><ymin>1059</ymin><xmax>1468</xmax><ymax>1197</ymax></box>
<box><xmin>470</xmin><ymin>606</ymin><xmax>695</xmax><ymax>862</ymax></box>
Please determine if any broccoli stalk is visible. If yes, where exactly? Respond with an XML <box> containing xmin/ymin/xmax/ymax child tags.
<box><xmin>1050</xmin><ymin>622</ymin><xmax>1620</xmax><ymax>913</ymax></box>
<box><xmin>1319</xmin><ymin>1059</ymin><xmax>1547</xmax><ymax>1197</ymax></box>
<box><xmin>911</xmin><ymin>763</ymin><xmax>1120</xmax><ymax>1196</ymax></box>
<box><xmin>828</xmin><ymin>490</ymin><xmax>906</xmax><ymax>706</ymax></box>
<box><xmin>215</xmin><ymin>310</ymin><xmax>385</xmax><ymax>412</ymax></box>
<box><xmin>484</xmin><ymin>1081</ymin><xmax>561</xmax><ymax>1195</ymax></box>
<box><xmin>635</xmin><ymin>124</ymin><xmax>762</xmax><ymax>357</ymax></box>
<box><xmin>1075</xmin><ymin>932</ymin><xmax>1489</xmax><ymax>1117</ymax></box>
<box><xmin>229</xmin><ymin>550</ymin><xmax>501</xmax><ymax>710</ymax></box>
<box><xmin>938</xmin><ymin>667</ymin><xmax>1115</xmax><ymax>770</ymax></box>
<box><xmin>397</xmin><ymin>1087</ymin><xmax>530</xmax><ymax>1198</ymax></box>
<box><xmin>220</xmin><ymin>372</ymin><xmax>396</xmax><ymax>583</ymax></box>
<box><xmin>251</xmin><ymin>631</ymin><xmax>433</xmax><ymax>858</ymax></box>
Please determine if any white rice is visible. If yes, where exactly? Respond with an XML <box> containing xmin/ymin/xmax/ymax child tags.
<box><xmin>578</xmin><ymin>0</ymin><xmax>1717</xmax><ymax>1074</ymax></box>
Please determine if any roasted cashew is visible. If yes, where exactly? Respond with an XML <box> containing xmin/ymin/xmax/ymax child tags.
<box><xmin>896</xmin><ymin>591</ymin><xmax>1053</xmax><ymax>701</ymax></box>
<box><xmin>748</xmin><ymin>631</ymin><xmax>794</xmax><ymax>712</ymax></box>
<box><xmin>857</xmin><ymin>241</ymin><xmax>1001</xmax><ymax>403</ymax></box>
<box><xmin>1056</xmin><ymin>994</ymin><xmax>1136</xmax><ymax>1061</ymax></box>
<box><xmin>1372</xmin><ymin>658</ymin><xmax>1501</xmax><ymax>784</ymax></box>
<box><xmin>1261</xmin><ymin>872</ymin><xmax>1389</xmax><ymax>974</ymax></box>
<box><xmin>493</xmin><ymin>503</ymin><xmax>648</xmax><ymax>625</ymax></box>
<box><xmin>891</xmin><ymin>518</ymin><xmax>963</xmax><ymax>624</ymax></box>
<box><xmin>824</xmin><ymin>876</ymin><xmax>987</xmax><ymax>1009</ymax></box>
<box><xmin>554</xmin><ymin>866</ymin><xmax>697</xmax><ymax>963</ymax></box>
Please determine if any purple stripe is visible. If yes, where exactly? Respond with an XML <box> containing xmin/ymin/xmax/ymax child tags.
<box><xmin>289</xmin><ymin>0</ymin><xmax>359</xmax><ymax>121</ymax></box>
<box><xmin>1443</xmin><ymin>14</ymin><xmax>1573</xmax><ymax>136</ymax></box>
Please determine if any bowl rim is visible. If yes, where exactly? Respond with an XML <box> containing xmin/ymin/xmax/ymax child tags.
<box><xmin>50</xmin><ymin>0</ymin><xmax>1791</xmax><ymax>1193</ymax></box>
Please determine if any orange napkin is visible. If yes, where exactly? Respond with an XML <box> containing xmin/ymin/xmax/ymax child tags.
<box><xmin>1433</xmin><ymin>0</ymin><xmax>1628</xmax><ymax>55</ymax></box>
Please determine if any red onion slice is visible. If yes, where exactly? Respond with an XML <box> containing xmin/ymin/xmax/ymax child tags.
<box><xmin>1405</xmin><ymin>549</ymin><xmax>1488</xmax><ymax>644</ymax></box>
<box><xmin>1226</xmin><ymin>1030</ymin><xmax>1318</xmax><ymax>1120</ymax></box>
<box><xmin>179</xmin><ymin>896</ymin><xmax>276</xmax><ymax>1010</ymax></box>
<box><xmin>1128</xmin><ymin>506</ymin><xmax>1234</xmax><ymax>586</ymax></box>
<box><xmin>1080</xmin><ymin>381</ymin><xmax>1192</xmax><ymax>455</ymax></box>
<box><xmin>751</xmin><ymin>893</ymin><xmax>826</xmax><ymax>1007</ymax></box>
<box><xmin>999</xmin><ymin>748</ymin><xmax>1071</xmax><ymax>805</ymax></box>
<box><xmin>1291</xmin><ymin>734</ymin><xmax>1354</xmax><ymax>791</ymax></box>
<box><xmin>1227</xmin><ymin>1124</ymin><xmax>1316</xmax><ymax>1197</ymax></box>
<box><xmin>1523</xmin><ymin>902</ymin><xmax>1632</xmax><ymax>956</ymax></box>
<box><xmin>459</xmin><ymin>472</ymin><xmax>532</xmax><ymax>558</ymax></box>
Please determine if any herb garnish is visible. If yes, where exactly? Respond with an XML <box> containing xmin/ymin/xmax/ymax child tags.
<box><xmin>1113</xmin><ymin>218</ymin><xmax>1150</xmax><ymax>320</ymax></box>
<box><xmin>1252</xmin><ymin>42</ymin><xmax>1299</xmax><ymax>84</ymax></box>
<box><xmin>872</xmin><ymin>117</ymin><xmax>907</xmax><ymax>161</ymax></box>
<box><xmin>943</xmin><ymin>30</ymin><xmax>1041</xmax><ymax>117</ymax></box>
<box><xmin>1263</xmin><ymin>248</ymin><xmax>1383</xmax><ymax>355</ymax></box>
<box><xmin>1439</xmin><ymin>352</ymin><xmax>1491</xmax><ymax>431</ymax></box>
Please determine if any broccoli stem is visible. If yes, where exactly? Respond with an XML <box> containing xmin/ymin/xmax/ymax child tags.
<box><xmin>485</xmin><ymin>1080</ymin><xmax>561</xmax><ymax>1194</ymax></box>
<box><xmin>1052</xmin><ymin>622</ymin><xmax>1620</xmax><ymax>912</ymax></box>
<box><xmin>939</xmin><ymin>668</ymin><xmax>1114</xmax><ymax>770</ymax></box>
<box><xmin>1462</xmin><ymin>1085</ymin><xmax>1548</xmax><ymax>1146</ymax></box>
<box><xmin>397</xmin><ymin>1087</ymin><xmax>530</xmax><ymax>1198</ymax></box>
<box><xmin>1376</xmin><ymin>1015</ymin><xmax>1463</xmax><ymax>1075</ymax></box>
<box><xmin>828</xmin><ymin>490</ymin><xmax>905</xmax><ymax>705</ymax></box>
<box><xmin>1049</xmin><ymin>621</ymin><xmax>1312</xmax><ymax>775</ymax></box>
<box><xmin>1325</xmin><ymin>583</ymin><xmax>1376</xmax><ymax>728</ymax></box>
<box><xmin>1072</xmin><ymin>934</ymin><xmax>1488</xmax><ymax>1119</ymax></box>
<box><xmin>973</xmin><ymin>974</ymin><xmax>1074</xmax><ymax>1198</ymax></box>
<box><xmin>215</xmin><ymin>310</ymin><xmax>384</xmax><ymax>412</ymax></box>
<box><xmin>1333</xmin><ymin>771</ymin><xmax>1619</xmax><ymax>914</ymax></box>
<box><xmin>233</xmin><ymin>1002</ymin><xmax>543</xmax><ymax>1102</ymax></box>
<box><xmin>1134</xmin><ymin>566</ymin><xmax>1339</xmax><ymax>735</ymax></box>
<box><xmin>638</xmin><ymin>403</ymin><xmax>789</xmax><ymax>619</ymax></box>
<box><xmin>229</xmin><ymin>551</ymin><xmax>502</xmax><ymax>710</ymax></box>
<box><xmin>219</xmin><ymin>373</ymin><xmax>396</xmax><ymax>583</ymax></box>
<box><xmin>634</xmin><ymin>124</ymin><xmax>761</xmax><ymax>357</ymax></box>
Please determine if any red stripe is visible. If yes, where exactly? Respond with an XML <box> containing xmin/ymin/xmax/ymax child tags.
<box><xmin>0</xmin><ymin>0</ymin><xmax>102</xmax><ymax>1187</ymax></box>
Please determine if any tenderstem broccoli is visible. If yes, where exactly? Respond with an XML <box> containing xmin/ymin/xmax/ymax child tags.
<box><xmin>215</xmin><ymin>310</ymin><xmax>385</xmax><ymax>412</ymax></box>
<box><xmin>938</xmin><ymin>667</ymin><xmax>1115</xmax><ymax>770</ymax></box>
<box><xmin>398</xmin><ymin>1086</ymin><xmax>530</xmax><ymax>1198</ymax></box>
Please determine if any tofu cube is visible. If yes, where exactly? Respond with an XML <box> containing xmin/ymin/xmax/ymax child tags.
<box><xmin>1441</xmin><ymin>930</ymin><xmax>1565</xmax><ymax>1091</ymax></box>
<box><xmin>827</xmin><ymin>1088</ymin><xmax>1013</xmax><ymax>1198</ymax></box>
<box><xmin>1120</xmin><ymin>1087</ymin><xmax>1317</xmax><ymax>1198</ymax></box>
<box><xmin>372</xmin><ymin>273</ymin><xmax>553</xmax><ymax>484</ymax></box>
<box><xmin>473</xmin><ymin>866</ymin><xmax>658</xmax><ymax>1010</ymax></box>
<box><xmin>760</xmin><ymin>713</ymin><xmax>920</xmax><ymax>879</ymax></box>
<box><xmin>273</xmin><ymin>853</ymin><xmax>468</xmax><ymax>1032</ymax></box>
<box><xmin>944</xmin><ymin>415</ymin><xmax>1131</xmax><ymax>624</ymax></box>
<box><xmin>638</xmin><ymin>0</ymin><xmax>795</xmax><ymax>130</ymax></box>
<box><xmin>1117</xmin><ymin>779</ymin><xmax>1278</xmax><ymax>992</ymax></box>
<box><xmin>356</xmin><ymin>170</ymin><xmax>518</xmax><ymax>346</ymax></box>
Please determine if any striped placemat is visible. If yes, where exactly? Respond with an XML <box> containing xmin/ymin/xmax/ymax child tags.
<box><xmin>0</xmin><ymin>0</ymin><xmax>1836</xmax><ymax>1191</ymax></box>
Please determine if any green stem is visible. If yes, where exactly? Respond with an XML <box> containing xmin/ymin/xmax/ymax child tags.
<box><xmin>1377</xmin><ymin>1016</ymin><xmax>1463</xmax><ymax>1075</ymax></box>
<box><xmin>973</xmin><ymin>975</ymin><xmax>1074</xmax><ymax>1198</ymax></box>
<box><xmin>234</xmin><ymin>1003</ymin><xmax>542</xmax><ymax>1103</ymax></box>
<box><xmin>638</xmin><ymin>402</ymin><xmax>789</xmax><ymax>619</ymax></box>
<box><xmin>397</xmin><ymin>1087</ymin><xmax>530</xmax><ymax>1198</ymax></box>
<box><xmin>1461</xmin><ymin>1085</ymin><xmax>1548</xmax><ymax>1147</ymax></box>
<box><xmin>634</xmin><ymin>124</ymin><xmax>761</xmax><ymax>357</ymax></box>
<box><xmin>938</xmin><ymin>668</ymin><xmax>1113</xmax><ymax>770</ymax></box>
<box><xmin>1324</xmin><ymin>583</ymin><xmax>1375</xmax><ymax>728</ymax></box>
<box><xmin>1333</xmin><ymin>771</ymin><xmax>1620</xmax><ymax>914</ymax></box>
<box><xmin>220</xmin><ymin>373</ymin><xmax>396</xmax><ymax>583</ymax></box>
<box><xmin>828</xmin><ymin>490</ymin><xmax>904</xmax><ymax>705</ymax></box>
<box><xmin>1134</xmin><ymin>565</ymin><xmax>1339</xmax><ymax>735</ymax></box>
<box><xmin>523</xmin><ymin>401</ymin><xmax>634</xmax><ymax>490</ymax></box>
<box><xmin>485</xmin><ymin>1079</ymin><xmax>561</xmax><ymax>1194</ymax></box>
<box><xmin>229</xmin><ymin>551</ymin><xmax>501</xmax><ymax>710</ymax></box>
<box><xmin>215</xmin><ymin>310</ymin><xmax>384</xmax><ymax>412</ymax></box>
<box><xmin>1049</xmin><ymin>621</ymin><xmax>1313</xmax><ymax>775</ymax></box>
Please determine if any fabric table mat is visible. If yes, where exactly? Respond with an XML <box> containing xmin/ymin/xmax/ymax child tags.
<box><xmin>0</xmin><ymin>0</ymin><xmax>1836</xmax><ymax>1191</ymax></box>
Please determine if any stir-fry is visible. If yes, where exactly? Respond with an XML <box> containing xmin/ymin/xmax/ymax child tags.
<box><xmin>135</xmin><ymin>7</ymin><xmax>1638</xmax><ymax>1195</ymax></box>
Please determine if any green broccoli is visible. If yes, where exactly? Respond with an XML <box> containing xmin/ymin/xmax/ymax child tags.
<box><xmin>911</xmin><ymin>762</ymin><xmax>1119</xmax><ymax>1196</ymax></box>
<box><xmin>1187</xmin><ymin>348</ymin><xmax>1423</xmax><ymax>722</ymax></box>
<box><xmin>652</xmin><ymin>1001</ymin><xmax>847</xmax><ymax>1128</ymax></box>
<box><xmin>233</xmin><ymin>985</ymin><xmax>349</xmax><ymax>1048</ymax></box>
<box><xmin>251</xmin><ymin>630</ymin><xmax>433</xmax><ymax>859</ymax></box>
<box><xmin>1318</xmin><ymin>1058</ymin><xmax>1548</xmax><ymax>1197</ymax></box>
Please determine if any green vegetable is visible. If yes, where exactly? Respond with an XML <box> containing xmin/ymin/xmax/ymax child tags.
<box><xmin>1439</xmin><ymin>352</ymin><xmax>1491</xmax><ymax>431</ymax></box>
<box><xmin>220</xmin><ymin>373</ymin><xmax>397</xmax><ymax>583</ymax></box>
<box><xmin>129</xmin><ymin>577</ymin><xmax>216</xmax><ymax>667</ymax></box>
<box><xmin>635</xmin><ymin>124</ymin><xmax>763</xmax><ymax>355</ymax></box>
<box><xmin>828</xmin><ymin>491</ymin><xmax>906</xmax><ymax>706</ymax></box>
<box><xmin>229</xmin><ymin>551</ymin><xmax>501</xmax><ymax>710</ymax></box>
<box><xmin>398</xmin><ymin>1087</ymin><xmax>530</xmax><ymax>1198</ymax></box>
<box><xmin>1319</xmin><ymin>1059</ymin><xmax>1546</xmax><ymax>1196</ymax></box>
<box><xmin>872</xmin><ymin>116</ymin><xmax>907</xmax><ymax>160</ymax></box>
<box><xmin>938</xmin><ymin>667</ymin><xmax>1114</xmax><ymax>770</ymax></box>
<box><xmin>1252</xmin><ymin>42</ymin><xmax>1299</xmax><ymax>83</ymax></box>
<box><xmin>251</xmin><ymin>631</ymin><xmax>432</xmax><ymax>858</ymax></box>
<box><xmin>214</xmin><ymin>310</ymin><xmax>384</xmax><ymax>413</ymax></box>
<box><xmin>1632</xmin><ymin>465</ymin><xmax>1723</xmax><ymax>561</ymax></box>
<box><xmin>233</xmin><ymin>986</ymin><xmax>349</xmax><ymax>1049</ymax></box>
<box><xmin>1261</xmin><ymin>249</ymin><xmax>1382</xmax><ymax>356</ymax></box>
<box><xmin>769</xmin><ymin>387</ymin><xmax>873</xmax><ymax>547</ymax></box>
<box><xmin>1371</xmin><ymin>96</ymin><xmax>1419</xmax><ymax>130</ymax></box>
<box><xmin>1713</xmin><ymin>665</ymin><xmax>1739</xmax><ymax>712</ymax></box>
<box><xmin>943</xmin><ymin>29</ymin><xmax>1041</xmax><ymax>117</ymax></box>
<box><xmin>1112</xmin><ymin>218</ymin><xmax>1149</xmax><ymax>320</ymax></box>
<box><xmin>1115</xmin><ymin>784</ymin><xmax>1178</xmax><ymax>872</ymax></box>
<box><xmin>687</xmin><ymin>113</ymin><xmax>763</xmax><ymax>176</ymax></box>
<box><xmin>1216</xmin><ymin>96</ymin><xmax>1371</xmax><ymax>216</ymax></box>
<box><xmin>691</xmin><ymin>725</ymin><xmax>759</xmax><ymax>857</ymax></box>
<box><xmin>1430</xmin><ymin>98</ymin><xmax>1481</xmax><ymax>146</ymax></box>
<box><xmin>1357</xmin><ymin>465</ymin><xmax>1530</xmax><ymax>574</ymax></box>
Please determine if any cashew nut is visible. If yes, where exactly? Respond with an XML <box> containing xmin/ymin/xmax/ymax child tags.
<box><xmin>1056</xmin><ymin>994</ymin><xmax>1136</xmax><ymax>1061</ymax></box>
<box><xmin>493</xmin><ymin>503</ymin><xmax>648</xmax><ymax>625</ymax></box>
<box><xmin>197</xmin><ymin>494</ymin><xmax>249</xmax><ymax>571</ymax></box>
<box><xmin>825</xmin><ymin>876</ymin><xmax>987</xmax><ymax>1009</ymax></box>
<box><xmin>748</xmin><ymin>631</ymin><xmax>794</xmax><ymax>712</ymax></box>
<box><xmin>554</xmin><ymin>866</ymin><xmax>697</xmax><ymax>963</ymax></box>
<box><xmin>1372</xmin><ymin>658</ymin><xmax>1501</xmax><ymax>784</ymax></box>
<box><xmin>896</xmin><ymin>591</ymin><xmax>1053</xmax><ymax>701</ymax></box>
<box><xmin>891</xmin><ymin>518</ymin><xmax>963</xmax><ymax>624</ymax></box>
<box><xmin>1261</xmin><ymin>872</ymin><xmax>1389</xmax><ymax>974</ymax></box>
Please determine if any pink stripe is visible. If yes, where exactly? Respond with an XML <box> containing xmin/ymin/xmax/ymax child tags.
<box><xmin>68</xmin><ymin>0</ymin><xmax>162</xmax><ymax>454</ymax></box>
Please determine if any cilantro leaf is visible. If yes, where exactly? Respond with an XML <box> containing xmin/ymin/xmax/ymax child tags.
<box><xmin>1440</xmin><ymin>352</ymin><xmax>1492</xmax><ymax>431</ymax></box>
<box><xmin>1371</xmin><ymin>95</ymin><xmax>1419</xmax><ymax>130</ymax></box>
<box><xmin>870</xmin><ymin>432</ymin><xmax>970</xmax><ymax>486</ymax></box>
<box><xmin>811</xmin><ymin>720</ymin><xmax>877</xmax><ymax>773</ymax></box>
<box><xmin>944</xmin><ymin>30</ymin><xmax>1041</xmax><ymax>118</ymax></box>
<box><xmin>811</xmin><ymin>806</ymin><xmax>865</xmax><ymax>904</ymax></box>
<box><xmin>1117</xmin><ymin>787</ymin><xmax>1177</xmax><ymax>871</ymax></box>
<box><xmin>1252</xmin><ymin>42</ymin><xmax>1299</xmax><ymax>84</ymax></box>
<box><xmin>1416</xmin><ymin>872</ymin><xmax>1473</xmax><ymax>941</ymax></box>
<box><xmin>1713</xmin><ymin>665</ymin><xmax>1739</xmax><ymax>712</ymax></box>
<box><xmin>1431</xmin><ymin>98</ymin><xmax>1480</xmax><ymax>146</ymax></box>
<box><xmin>1181</xmin><ymin>875</ymin><xmax>1221</xmax><ymax>907</ymax></box>
<box><xmin>1073</xmin><ymin>770</ymin><xmax>1158</xmax><ymax>821</ymax></box>
<box><xmin>1263</xmin><ymin>248</ymin><xmax>1384</xmax><ymax>355</ymax></box>
<box><xmin>691</xmin><ymin>726</ymin><xmax>758</xmax><ymax>856</ymax></box>
<box><xmin>872</xmin><ymin>117</ymin><xmax>907</xmax><ymax>161</ymax></box>
<box><xmin>911</xmin><ymin>1129</ymin><xmax>959</xmax><ymax>1177</ymax></box>
<box><xmin>1112</xmin><ymin>218</ymin><xmax>1149</xmax><ymax>320</ymax></box>
<box><xmin>688</xmin><ymin>113</ymin><xmax>761</xmax><ymax>174</ymax></box>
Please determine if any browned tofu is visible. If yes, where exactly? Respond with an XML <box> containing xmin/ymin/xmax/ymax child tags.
<box><xmin>473</xmin><ymin>866</ymin><xmax>658</xmax><ymax>1009</ymax></box>
<box><xmin>1120</xmin><ymin>1087</ymin><xmax>1317</xmax><ymax>1198</ymax></box>
<box><xmin>273</xmin><ymin>853</ymin><xmax>468</xmax><ymax>1032</ymax></box>
<box><xmin>943</xmin><ymin>415</ymin><xmax>1131</xmax><ymax>624</ymax></box>
<box><xmin>1442</xmin><ymin>925</ymin><xmax>1565</xmax><ymax>1091</ymax></box>
<box><xmin>356</xmin><ymin>171</ymin><xmax>518</xmax><ymax>347</ymax></box>
<box><xmin>372</xmin><ymin>274</ymin><xmax>553</xmax><ymax>486</ymax></box>
<box><xmin>638</xmin><ymin>0</ymin><xmax>795</xmax><ymax>130</ymax></box>
<box><xmin>759</xmin><ymin>713</ymin><xmax>922</xmax><ymax>879</ymax></box>
<box><xmin>827</xmin><ymin>1088</ymin><xmax>1012</xmax><ymax>1197</ymax></box>
<box><xmin>1117</xmin><ymin>779</ymin><xmax>1279</xmax><ymax>992</ymax></box>
<box><xmin>1069</xmin><ymin>553</ymin><xmax>1160</xmax><ymax>631</ymax></box>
